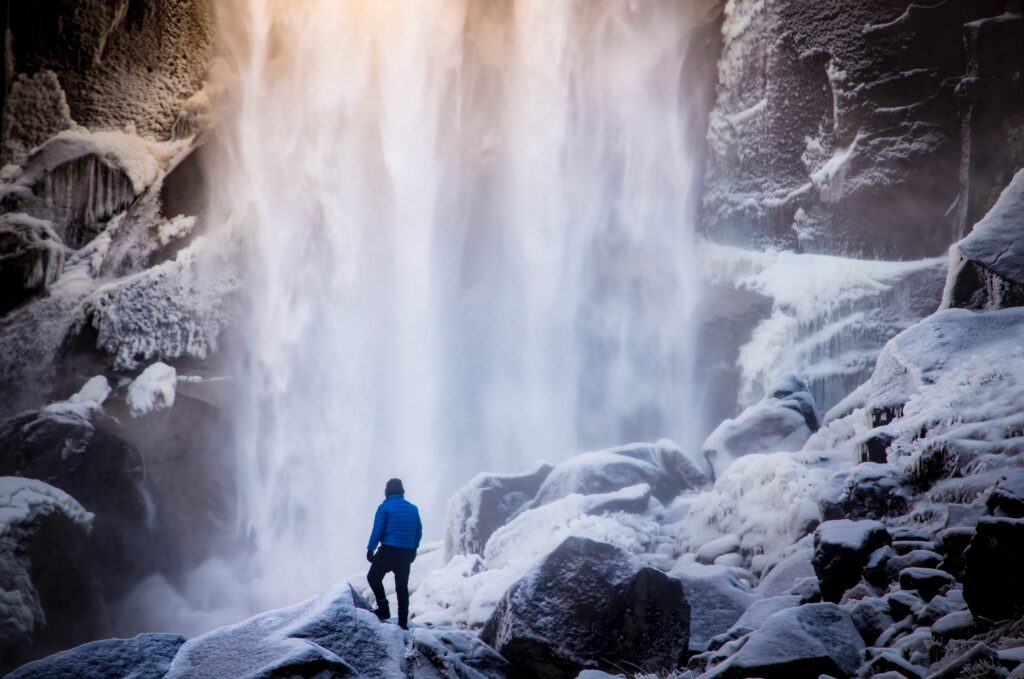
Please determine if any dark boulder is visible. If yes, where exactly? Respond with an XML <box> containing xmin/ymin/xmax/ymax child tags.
<box><xmin>480</xmin><ymin>536</ymin><xmax>690</xmax><ymax>679</ymax></box>
<box><xmin>898</xmin><ymin>568</ymin><xmax>955</xmax><ymax>602</ymax></box>
<box><xmin>7</xmin><ymin>633</ymin><xmax>185</xmax><ymax>679</ymax></box>
<box><xmin>445</xmin><ymin>463</ymin><xmax>553</xmax><ymax>560</ymax></box>
<box><xmin>813</xmin><ymin>519</ymin><xmax>891</xmax><ymax>603</ymax></box>
<box><xmin>702</xmin><ymin>603</ymin><xmax>864</xmax><ymax>679</ymax></box>
<box><xmin>963</xmin><ymin>516</ymin><xmax>1024</xmax><ymax>621</ymax></box>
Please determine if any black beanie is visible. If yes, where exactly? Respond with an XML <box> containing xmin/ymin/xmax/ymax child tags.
<box><xmin>385</xmin><ymin>478</ymin><xmax>404</xmax><ymax>496</ymax></box>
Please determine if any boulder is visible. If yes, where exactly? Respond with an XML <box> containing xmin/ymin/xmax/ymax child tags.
<box><xmin>164</xmin><ymin>583</ymin><xmax>511</xmax><ymax>679</ymax></box>
<box><xmin>0</xmin><ymin>477</ymin><xmax>94</xmax><ymax>673</ymax></box>
<box><xmin>668</xmin><ymin>563</ymin><xmax>758</xmax><ymax>653</ymax></box>
<box><xmin>813</xmin><ymin>519</ymin><xmax>891</xmax><ymax>603</ymax></box>
<box><xmin>445</xmin><ymin>463</ymin><xmax>553</xmax><ymax>560</ymax></box>
<box><xmin>701</xmin><ymin>377</ymin><xmax>818</xmax><ymax>477</ymax></box>
<box><xmin>480</xmin><ymin>537</ymin><xmax>689</xmax><ymax>679</ymax></box>
<box><xmin>944</xmin><ymin>169</ymin><xmax>1024</xmax><ymax>310</ymax></box>
<box><xmin>707</xmin><ymin>595</ymin><xmax>800</xmax><ymax>651</ymax></box>
<box><xmin>755</xmin><ymin>547</ymin><xmax>815</xmax><ymax>597</ymax></box>
<box><xmin>845</xmin><ymin>596</ymin><xmax>894</xmax><ymax>646</ymax></box>
<box><xmin>987</xmin><ymin>468</ymin><xmax>1024</xmax><ymax>518</ymax></box>
<box><xmin>898</xmin><ymin>568</ymin><xmax>955</xmax><ymax>602</ymax></box>
<box><xmin>702</xmin><ymin>603</ymin><xmax>864</xmax><ymax>679</ymax></box>
<box><xmin>7</xmin><ymin>633</ymin><xmax>185</xmax><ymax>679</ymax></box>
<box><xmin>531</xmin><ymin>441</ymin><xmax>709</xmax><ymax>508</ymax></box>
<box><xmin>819</xmin><ymin>463</ymin><xmax>910</xmax><ymax>521</ymax></box>
<box><xmin>963</xmin><ymin>516</ymin><xmax>1024</xmax><ymax>621</ymax></box>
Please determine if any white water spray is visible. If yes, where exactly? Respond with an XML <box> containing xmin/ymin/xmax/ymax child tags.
<box><xmin>211</xmin><ymin>0</ymin><xmax>709</xmax><ymax>612</ymax></box>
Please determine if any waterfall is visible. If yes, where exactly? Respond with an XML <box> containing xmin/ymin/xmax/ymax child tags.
<box><xmin>209</xmin><ymin>0</ymin><xmax>709</xmax><ymax>612</ymax></box>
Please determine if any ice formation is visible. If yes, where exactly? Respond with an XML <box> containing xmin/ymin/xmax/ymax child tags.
<box><xmin>127</xmin><ymin>363</ymin><xmax>178</xmax><ymax>417</ymax></box>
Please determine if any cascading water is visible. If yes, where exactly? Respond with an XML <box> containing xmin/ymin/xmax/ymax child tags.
<box><xmin>210</xmin><ymin>0</ymin><xmax>711</xmax><ymax>614</ymax></box>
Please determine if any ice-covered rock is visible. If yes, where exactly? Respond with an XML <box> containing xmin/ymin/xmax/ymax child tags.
<box><xmin>165</xmin><ymin>583</ymin><xmax>511</xmax><ymax>679</ymax></box>
<box><xmin>813</xmin><ymin>519</ymin><xmax>891</xmax><ymax>603</ymax></box>
<box><xmin>987</xmin><ymin>468</ymin><xmax>1024</xmax><ymax>518</ymax></box>
<box><xmin>667</xmin><ymin>562</ymin><xmax>758</xmax><ymax>653</ymax></box>
<box><xmin>819</xmin><ymin>463</ymin><xmax>910</xmax><ymax>521</ymax></box>
<box><xmin>944</xmin><ymin>169</ymin><xmax>1024</xmax><ymax>310</ymax></box>
<box><xmin>480</xmin><ymin>536</ymin><xmax>689</xmax><ymax>679</ymax></box>
<box><xmin>445</xmin><ymin>463</ymin><xmax>553</xmax><ymax>560</ymax></box>
<box><xmin>127</xmin><ymin>362</ymin><xmax>177</xmax><ymax>416</ymax></box>
<box><xmin>755</xmin><ymin>547</ymin><xmax>815</xmax><ymax>598</ymax></box>
<box><xmin>702</xmin><ymin>603</ymin><xmax>864</xmax><ymax>679</ymax></box>
<box><xmin>963</xmin><ymin>516</ymin><xmax>1024</xmax><ymax>622</ymax></box>
<box><xmin>88</xmin><ymin>237</ymin><xmax>240</xmax><ymax>370</ymax></box>
<box><xmin>702</xmin><ymin>375</ymin><xmax>818</xmax><ymax>477</ymax></box>
<box><xmin>531</xmin><ymin>440</ymin><xmax>709</xmax><ymax>508</ymax></box>
<box><xmin>0</xmin><ymin>213</ymin><xmax>65</xmax><ymax>313</ymax></box>
<box><xmin>7</xmin><ymin>633</ymin><xmax>184</xmax><ymax>679</ymax></box>
<box><xmin>0</xmin><ymin>477</ymin><xmax>93</xmax><ymax>662</ymax></box>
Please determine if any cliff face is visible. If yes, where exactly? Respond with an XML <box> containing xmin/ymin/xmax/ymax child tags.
<box><xmin>703</xmin><ymin>0</ymin><xmax>1024</xmax><ymax>259</ymax></box>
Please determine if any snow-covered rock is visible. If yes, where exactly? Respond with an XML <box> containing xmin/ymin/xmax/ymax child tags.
<box><xmin>702</xmin><ymin>375</ymin><xmax>818</xmax><ymax>477</ymax></box>
<box><xmin>127</xmin><ymin>362</ymin><xmax>177</xmax><ymax>416</ymax></box>
<box><xmin>531</xmin><ymin>440</ymin><xmax>709</xmax><ymax>508</ymax></box>
<box><xmin>0</xmin><ymin>477</ymin><xmax>93</xmax><ymax>655</ymax></box>
<box><xmin>701</xmin><ymin>603</ymin><xmax>864</xmax><ymax>679</ymax></box>
<box><xmin>819</xmin><ymin>463</ymin><xmax>910</xmax><ymax>521</ymax></box>
<box><xmin>480</xmin><ymin>536</ymin><xmax>689</xmax><ymax>679</ymax></box>
<box><xmin>165</xmin><ymin>583</ymin><xmax>511</xmax><ymax>679</ymax></box>
<box><xmin>7</xmin><ymin>633</ymin><xmax>184</xmax><ymax>679</ymax></box>
<box><xmin>813</xmin><ymin>519</ymin><xmax>891</xmax><ymax>603</ymax></box>
<box><xmin>445</xmin><ymin>463</ymin><xmax>553</xmax><ymax>560</ymax></box>
<box><xmin>755</xmin><ymin>547</ymin><xmax>815</xmax><ymax>598</ymax></box>
<box><xmin>667</xmin><ymin>562</ymin><xmax>758</xmax><ymax>653</ymax></box>
<box><xmin>944</xmin><ymin>169</ymin><xmax>1024</xmax><ymax>310</ymax></box>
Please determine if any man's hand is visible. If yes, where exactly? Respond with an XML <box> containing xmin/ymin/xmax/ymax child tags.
<box><xmin>366</xmin><ymin>549</ymin><xmax>374</xmax><ymax>563</ymax></box>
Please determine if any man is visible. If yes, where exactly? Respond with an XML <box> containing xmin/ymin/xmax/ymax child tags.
<box><xmin>366</xmin><ymin>477</ymin><xmax>422</xmax><ymax>630</ymax></box>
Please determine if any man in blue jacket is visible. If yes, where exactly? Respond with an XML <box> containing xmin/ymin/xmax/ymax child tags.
<box><xmin>366</xmin><ymin>477</ymin><xmax>422</xmax><ymax>629</ymax></box>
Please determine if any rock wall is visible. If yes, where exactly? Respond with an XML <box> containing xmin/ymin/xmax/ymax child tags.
<box><xmin>703</xmin><ymin>0</ymin><xmax>1023</xmax><ymax>259</ymax></box>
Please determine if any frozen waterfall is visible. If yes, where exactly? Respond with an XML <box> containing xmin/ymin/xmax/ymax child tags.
<box><xmin>209</xmin><ymin>0</ymin><xmax>710</xmax><ymax>610</ymax></box>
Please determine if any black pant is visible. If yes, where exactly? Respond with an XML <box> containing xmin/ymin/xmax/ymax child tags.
<box><xmin>367</xmin><ymin>545</ymin><xmax>414</xmax><ymax>620</ymax></box>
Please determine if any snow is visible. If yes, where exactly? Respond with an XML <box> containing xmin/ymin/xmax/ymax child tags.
<box><xmin>696</xmin><ymin>533</ymin><xmax>741</xmax><ymax>564</ymax></box>
<box><xmin>0</xmin><ymin>477</ymin><xmax>93</xmax><ymax>648</ymax></box>
<box><xmin>127</xmin><ymin>362</ymin><xmax>177</xmax><ymax>416</ymax></box>
<box><xmin>71</xmin><ymin>375</ymin><xmax>112</xmax><ymax>407</ymax></box>
<box><xmin>810</xmin><ymin>135</ymin><xmax>859</xmax><ymax>204</ymax></box>
<box><xmin>157</xmin><ymin>215</ymin><xmax>197</xmax><ymax>246</ymax></box>
<box><xmin>702</xmin><ymin>397</ymin><xmax>813</xmax><ymax>477</ymax></box>
<box><xmin>816</xmin><ymin>519</ymin><xmax>886</xmax><ymax>550</ymax></box>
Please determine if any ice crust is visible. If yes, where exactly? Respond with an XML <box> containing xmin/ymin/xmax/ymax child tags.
<box><xmin>127</xmin><ymin>362</ymin><xmax>177</xmax><ymax>416</ymax></box>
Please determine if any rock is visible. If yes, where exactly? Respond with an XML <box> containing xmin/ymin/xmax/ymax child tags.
<box><xmin>885</xmin><ymin>590</ymin><xmax>926</xmax><ymax>621</ymax></box>
<box><xmin>914</xmin><ymin>595</ymin><xmax>961</xmax><ymax>627</ymax></box>
<box><xmin>944</xmin><ymin>169</ymin><xmax>1024</xmax><ymax>311</ymax></box>
<box><xmin>863</xmin><ymin>650</ymin><xmax>925</xmax><ymax>679</ymax></box>
<box><xmin>790</xmin><ymin>576</ymin><xmax>821</xmax><ymax>604</ymax></box>
<box><xmin>930</xmin><ymin>610</ymin><xmax>977</xmax><ymax>642</ymax></box>
<box><xmin>813</xmin><ymin>519</ymin><xmax>891</xmax><ymax>602</ymax></box>
<box><xmin>702</xmin><ymin>603</ymin><xmax>865</xmax><ymax>679</ymax></box>
<box><xmin>701</xmin><ymin>378</ymin><xmax>818</xmax><ymax>477</ymax></box>
<box><xmin>0</xmin><ymin>477</ymin><xmax>94</xmax><ymax>672</ymax></box>
<box><xmin>898</xmin><ymin>568</ymin><xmax>955</xmax><ymax>602</ymax></box>
<box><xmin>864</xmin><ymin>545</ymin><xmax>898</xmax><ymax>588</ymax></box>
<box><xmin>885</xmin><ymin>550</ymin><xmax>943</xmax><ymax>582</ymax></box>
<box><xmin>755</xmin><ymin>547</ymin><xmax>815</xmax><ymax>597</ymax></box>
<box><xmin>845</xmin><ymin>596</ymin><xmax>894</xmax><ymax>646</ymax></box>
<box><xmin>819</xmin><ymin>463</ymin><xmax>910</xmax><ymax>521</ymax></box>
<box><xmin>893</xmin><ymin>540</ymin><xmax>936</xmax><ymax>555</ymax></box>
<box><xmin>7</xmin><ymin>633</ymin><xmax>185</xmax><ymax>679</ymax></box>
<box><xmin>708</xmin><ymin>595</ymin><xmax>801</xmax><ymax>650</ymax></box>
<box><xmin>531</xmin><ymin>441</ymin><xmax>709</xmax><ymax>508</ymax></box>
<box><xmin>987</xmin><ymin>468</ymin><xmax>1024</xmax><ymax>518</ymax></box>
<box><xmin>963</xmin><ymin>516</ymin><xmax>1024</xmax><ymax>621</ymax></box>
<box><xmin>164</xmin><ymin>583</ymin><xmax>511</xmax><ymax>679</ymax></box>
<box><xmin>935</xmin><ymin>528</ymin><xmax>975</xmax><ymax>581</ymax></box>
<box><xmin>445</xmin><ymin>463</ymin><xmax>553</xmax><ymax>560</ymax></box>
<box><xmin>0</xmin><ymin>214</ymin><xmax>65</xmax><ymax>314</ymax></box>
<box><xmin>696</xmin><ymin>534</ymin><xmax>741</xmax><ymax>565</ymax></box>
<box><xmin>480</xmin><ymin>537</ymin><xmax>689</xmax><ymax>679</ymax></box>
<box><xmin>668</xmin><ymin>563</ymin><xmax>758</xmax><ymax>653</ymax></box>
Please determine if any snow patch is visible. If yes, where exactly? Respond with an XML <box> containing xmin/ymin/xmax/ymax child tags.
<box><xmin>127</xmin><ymin>362</ymin><xmax>177</xmax><ymax>416</ymax></box>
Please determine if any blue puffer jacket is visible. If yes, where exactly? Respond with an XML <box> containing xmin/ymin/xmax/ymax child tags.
<box><xmin>367</xmin><ymin>494</ymin><xmax>422</xmax><ymax>551</ymax></box>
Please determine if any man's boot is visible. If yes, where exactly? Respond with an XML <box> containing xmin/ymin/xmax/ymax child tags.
<box><xmin>398</xmin><ymin>609</ymin><xmax>409</xmax><ymax>630</ymax></box>
<box><xmin>374</xmin><ymin>599</ymin><xmax>391</xmax><ymax>622</ymax></box>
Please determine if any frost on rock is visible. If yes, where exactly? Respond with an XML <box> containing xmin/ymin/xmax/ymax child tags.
<box><xmin>0</xmin><ymin>213</ymin><xmax>65</xmax><ymax>313</ymax></box>
<box><xmin>701</xmin><ymin>241</ymin><xmax>947</xmax><ymax>414</ymax></box>
<box><xmin>944</xmin><ymin>169</ymin><xmax>1024</xmax><ymax>310</ymax></box>
<box><xmin>667</xmin><ymin>562</ymin><xmax>759</xmax><ymax>653</ymax></box>
<box><xmin>0</xmin><ymin>477</ymin><xmax>93</xmax><ymax>650</ymax></box>
<box><xmin>7</xmin><ymin>633</ymin><xmax>185</xmax><ymax>679</ymax></box>
<box><xmin>89</xmin><ymin>238</ymin><xmax>240</xmax><ymax>370</ymax></box>
<box><xmin>127</xmin><ymin>362</ymin><xmax>177</xmax><ymax>417</ymax></box>
<box><xmin>164</xmin><ymin>583</ymin><xmax>511</xmax><ymax>679</ymax></box>
<box><xmin>0</xmin><ymin>71</ymin><xmax>74</xmax><ymax>167</ymax></box>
